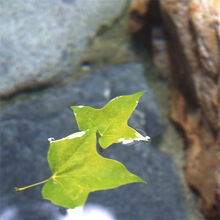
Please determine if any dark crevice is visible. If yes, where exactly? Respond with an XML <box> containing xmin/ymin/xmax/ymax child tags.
<box><xmin>130</xmin><ymin>0</ymin><xmax>163</xmax><ymax>58</ymax></box>
<box><xmin>0</xmin><ymin>81</ymin><xmax>55</xmax><ymax>101</ymax></box>
<box><xmin>162</xmin><ymin>11</ymin><xmax>199</xmax><ymax>108</ymax></box>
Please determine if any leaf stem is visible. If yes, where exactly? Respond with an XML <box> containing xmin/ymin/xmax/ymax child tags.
<box><xmin>14</xmin><ymin>176</ymin><xmax>52</xmax><ymax>192</ymax></box>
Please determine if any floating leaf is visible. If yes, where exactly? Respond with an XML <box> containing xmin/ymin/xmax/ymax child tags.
<box><xmin>41</xmin><ymin>129</ymin><xmax>145</xmax><ymax>208</ymax></box>
<box><xmin>15</xmin><ymin>91</ymin><xmax>149</xmax><ymax>209</ymax></box>
<box><xmin>71</xmin><ymin>91</ymin><xmax>150</xmax><ymax>149</ymax></box>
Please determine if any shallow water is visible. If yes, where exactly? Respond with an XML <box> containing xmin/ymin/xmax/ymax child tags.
<box><xmin>0</xmin><ymin>1</ymin><xmax>205</xmax><ymax>220</ymax></box>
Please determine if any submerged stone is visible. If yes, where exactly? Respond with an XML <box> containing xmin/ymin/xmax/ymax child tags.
<box><xmin>0</xmin><ymin>62</ymin><xmax>186</xmax><ymax>220</ymax></box>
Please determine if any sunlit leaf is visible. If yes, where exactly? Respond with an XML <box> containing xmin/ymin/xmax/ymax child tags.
<box><xmin>71</xmin><ymin>91</ymin><xmax>150</xmax><ymax>149</ymax></box>
<box><xmin>42</xmin><ymin>129</ymin><xmax>145</xmax><ymax>208</ymax></box>
<box><xmin>15</xmin><ymin>91</ymin><xmax>149</xmax><ymax>209</ymax></box>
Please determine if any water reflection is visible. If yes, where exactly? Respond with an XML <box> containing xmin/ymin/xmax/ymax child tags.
<box><xmin>59</xmin><ymin>204</ymin><xmax>116</xmax><ymax>220</ymax></box>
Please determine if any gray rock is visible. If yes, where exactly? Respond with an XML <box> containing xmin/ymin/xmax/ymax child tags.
<box><xmin>0</xmin><ymin>0</ymin><xmax>127</xmax><ymax>97</ymax></box>
<box><xmin>0</xmin><ymin>62</ymin><xmax>187</xmax><ymax>220</ymax></box>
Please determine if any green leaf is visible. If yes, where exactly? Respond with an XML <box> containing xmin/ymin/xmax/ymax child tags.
<box><xmin>71</xmin><ymin>91</ymin><xmax>150</xmax><ymax>149</ymax></box>
<box><xmin>42</xmin><ymin>129</ymin><xmax>145</xmax><ymax>209</ymax></box>
<box><xmin>15</xmin><ymin>91</ymin><xmax>149</xmax><ymax>209</ymax></box>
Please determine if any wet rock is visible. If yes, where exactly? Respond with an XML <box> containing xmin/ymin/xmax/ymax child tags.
<box><xmin>0</xmin><ymin>62</ymin><xmax>187</xmax><ymax>220</ymax></box>
<box><xmin>0</xmin><ymin>0</ymin><xmax>127</xmax><ymax>98</ymax></box>
<box><xmin>160</xmin><ymin>0</ymin><xmax>220</xmax><ymax>218</ymax></box>
<box><xmin>128</xmin><ymin>0</ymin><xmax>150</xmax><ymax>33</ymax></box>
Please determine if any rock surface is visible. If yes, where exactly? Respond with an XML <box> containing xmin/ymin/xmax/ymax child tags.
<box><xmin>128</xmin><ymin>0</ymin><xmax>150</xmax><ymax>32</ymax></box>
<box><xmin>128</xmin><ymin>0</ymin><xmax>170</xmax><ymax>73</ymax></box>
<box><xmin>0</xmin><ymin>0</ymin><xmax>127</xmax><ymax>98</ymax></box>
<box><xmin>159</xmin><ymin>0</ymin><xmax>220</xmax><ymax>218</ymax></box>
<box><xmin>0</xmin><ymin>63</ymin><xmax>187</xmax><ymax>220</ymax></box>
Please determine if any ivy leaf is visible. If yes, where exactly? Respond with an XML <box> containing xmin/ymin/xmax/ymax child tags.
<box><xmin>71</xmin><ymin>91</ymin><xmax>150</xmax><ymax>149</ymax></box>
<box><xmin>15</xmin><ymin>91</ymin><xmax>149</xmax><ymax>209</ymax></box>
<box><xmin>42</xmin><ymin>129</ymin><xmax>145</xmax><ymax>209</ymax></box>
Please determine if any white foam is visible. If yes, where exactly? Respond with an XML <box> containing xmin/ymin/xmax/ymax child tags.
<box><xmin>49</xmin><ymin>131</ymin><xmax>86</xmax><ymax>143</ymax></box>
<box><xmin>144</xmin><ymin>136</ymin><xmax>151</xmax><ymax>141</ymax></box>
<box><xmin>118</xmin><ymin>138</ymin><xmax>134</xmax><ymax>145</ymax></box>
<box><xmin>48</xmin><ymin>137</ymin><xmax>55</xmax><ymax>142</ymax></box>
<box><xmin>59</xmin><ymin>204</ymin><xmax>116</xmax><ymax>220</ymax></box>
<box><xmin>118</xmin><ymin>134</ymin><xmax>151</xmax><ymax>145</ymax></box>
<box><xmin>67</xmin><ymin>131</ymin><xmax>85</xmax><ymax>139</ymax></box>
<box><xmin>121</xmin><ymin>140</ymin><xmax>134</xmax><ymax>145</ymax></box>
<box><xmin>118</xmin><ymin>138</ymin><xmax>125</xmax><ymax>142</ymax></box>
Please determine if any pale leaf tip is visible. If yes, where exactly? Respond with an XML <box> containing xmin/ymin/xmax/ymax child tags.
<box><xmin>142</xmin><ymin>179</ymin><xmax>147</xmax><ymax>184</ymax></box>
<box><xmin>140</xmin><ymin>90</ymin><xmax>147</xmax><ymax>94</ymax></box>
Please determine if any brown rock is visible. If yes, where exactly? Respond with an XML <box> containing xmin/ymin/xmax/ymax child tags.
<box><xmin>161</xmin><ymin>0</ymin><xmax>220</xmax><ymax>218</ymax></box>
<box><xmin>128</xmin><ymin>0</ymin><xmax>150</xmax><ymax>32</ymax></box>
